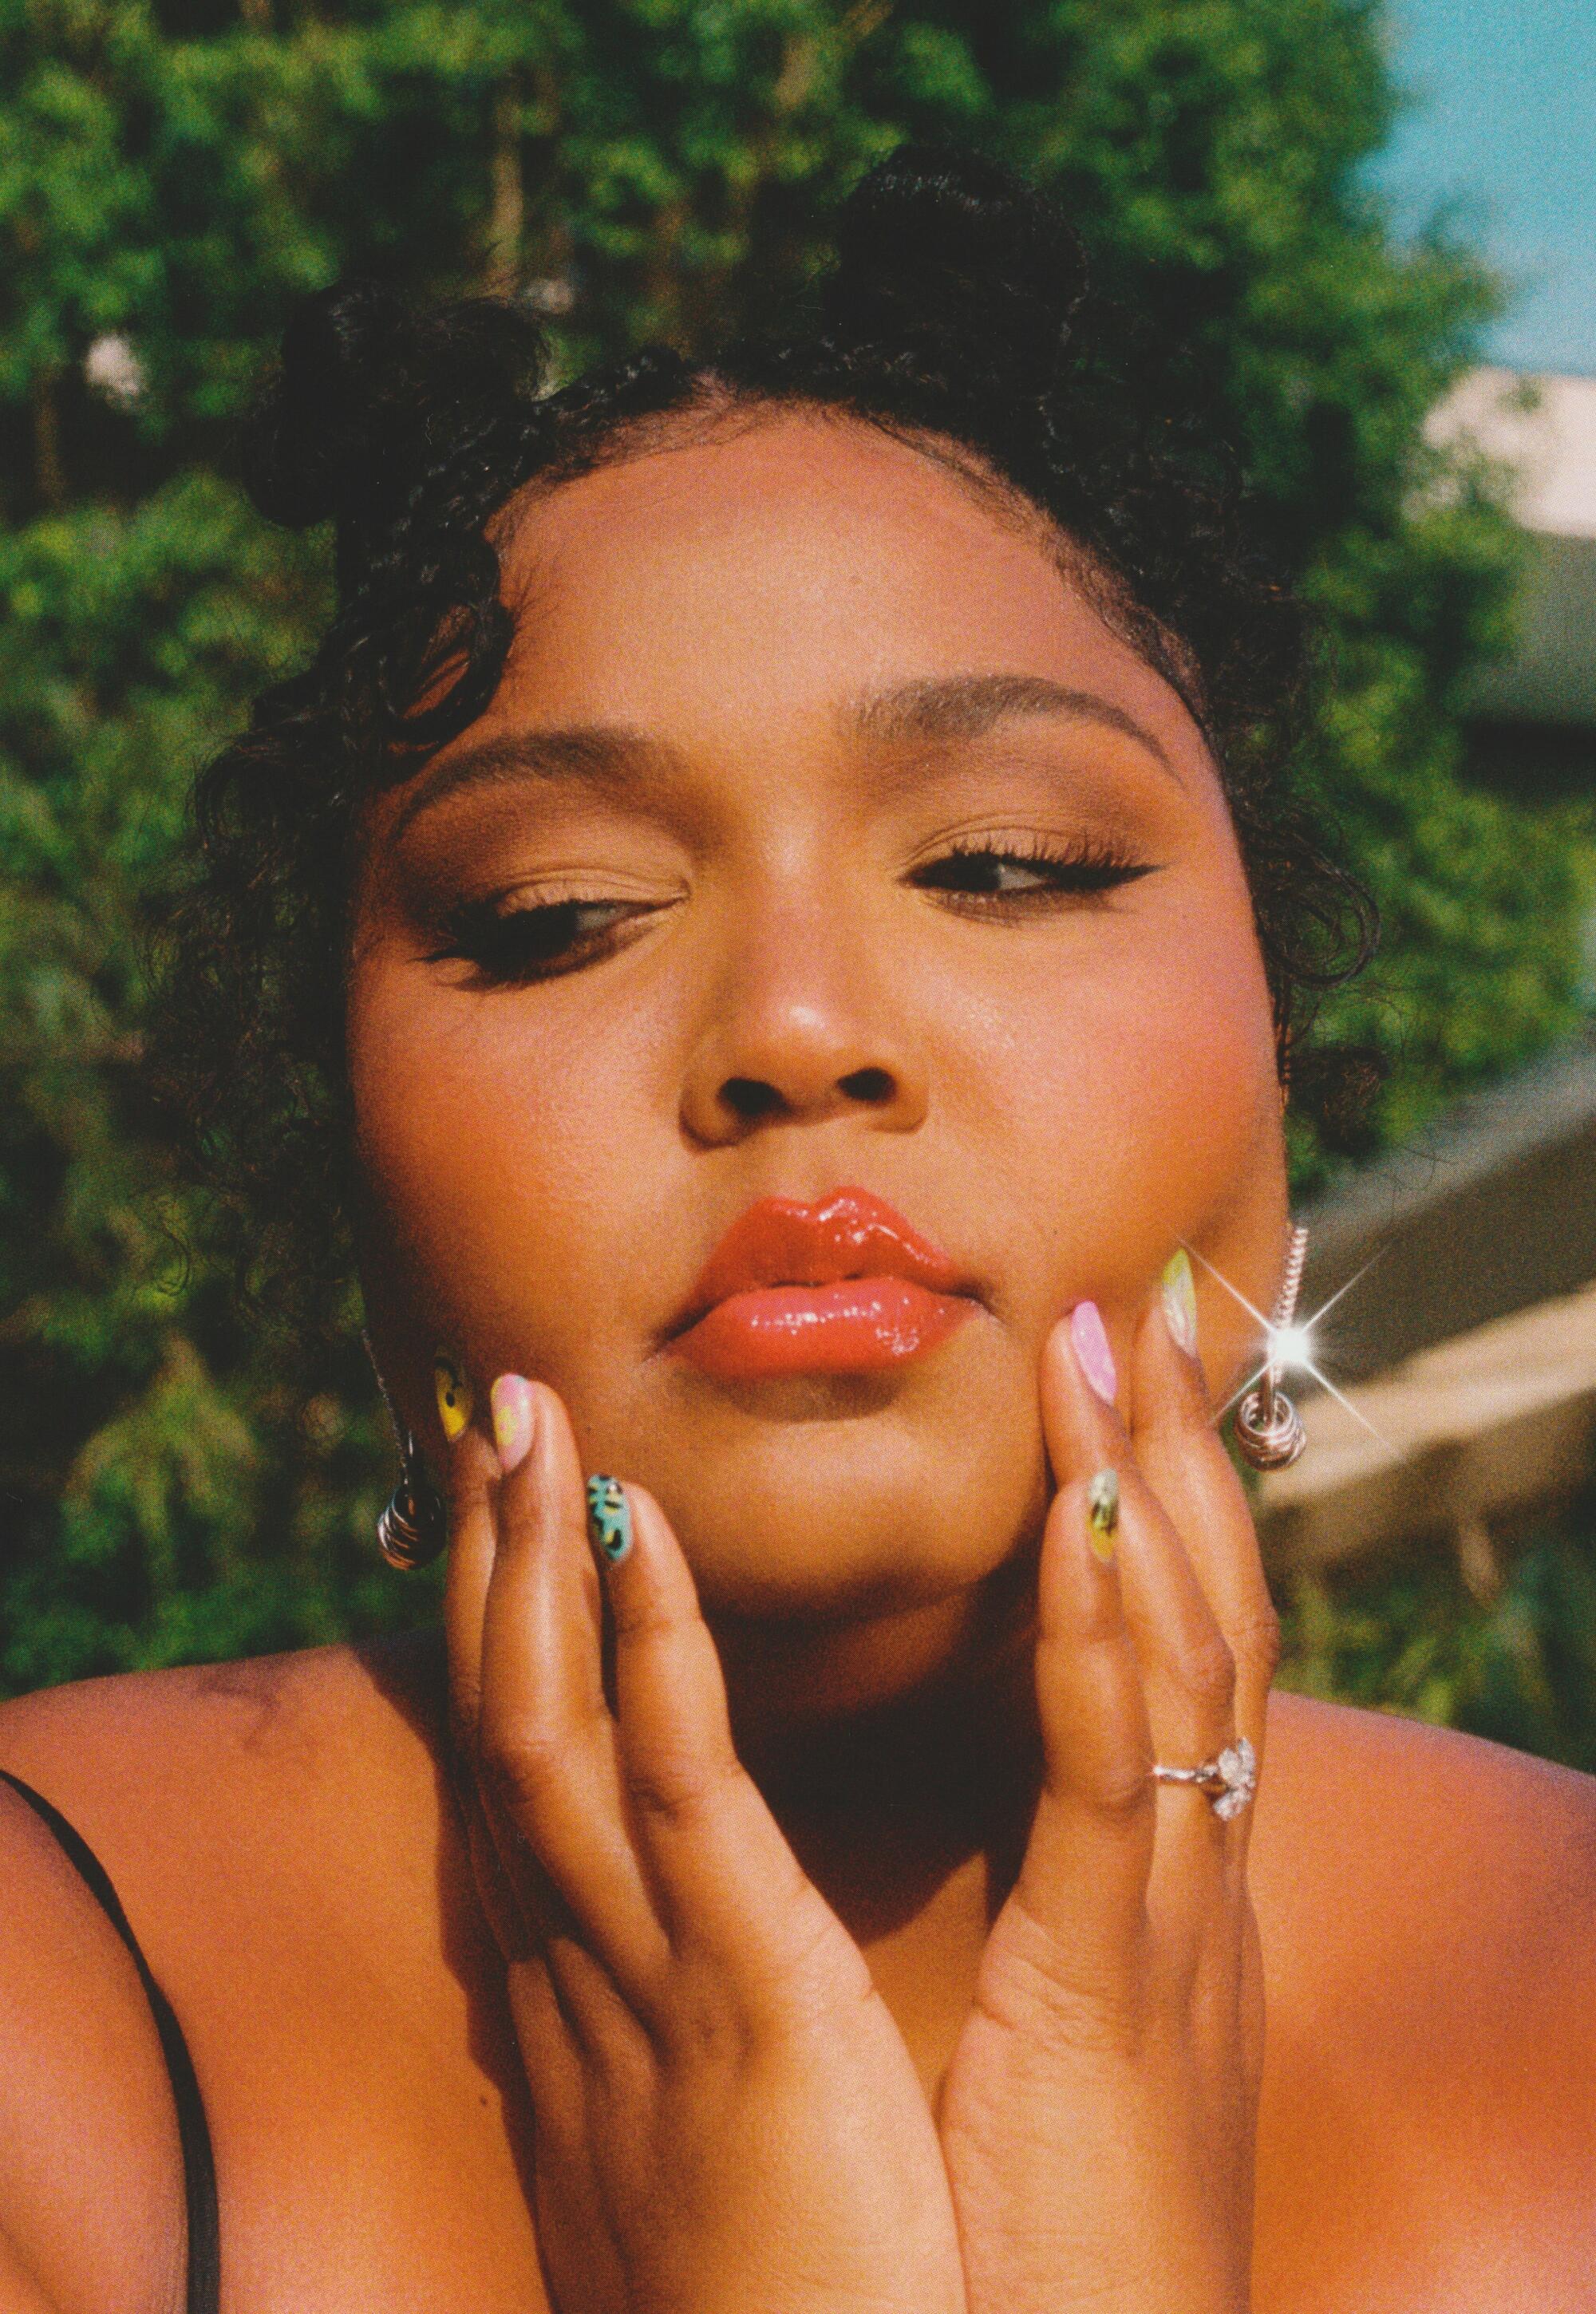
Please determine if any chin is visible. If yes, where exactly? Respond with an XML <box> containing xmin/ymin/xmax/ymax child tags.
<box><xmin>640</xmin><ymin>1413</ymin><xmax>1049</xmax><ymax>1625</ymax></box>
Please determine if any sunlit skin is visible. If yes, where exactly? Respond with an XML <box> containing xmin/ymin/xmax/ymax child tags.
<box><xmin>1</xmin><ymin>408</ymin><xmax>1594</xmax><ymax>2314</ymax></box>
<box><xmin>349</xmin><ymin>411</ymin><xmax>1286</xmax><ymax>1719</ymax></box>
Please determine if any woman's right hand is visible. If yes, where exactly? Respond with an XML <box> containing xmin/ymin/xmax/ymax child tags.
<box><xmin>442</xmin><ymin>1375</ymin><xmax>966</xmax><ymax>2314</ymax></box>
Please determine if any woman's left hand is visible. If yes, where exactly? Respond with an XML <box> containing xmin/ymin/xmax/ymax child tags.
<box><xmin>937</xmin><ymin>1285</ymin><xmax>1278</xmax><ymax>2314</ymax></box>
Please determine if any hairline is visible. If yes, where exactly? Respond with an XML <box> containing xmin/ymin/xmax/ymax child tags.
<box><xmin>483</xmin><ymin>384</ymin><xmax>1212</xmax><ymax>747</ymax></box>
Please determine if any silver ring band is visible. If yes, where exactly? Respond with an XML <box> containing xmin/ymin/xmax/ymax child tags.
<box><xmin>1151</xmin><ymin>1736</ymin><xmax>1257</xmax><ymax>1821</ymax></box>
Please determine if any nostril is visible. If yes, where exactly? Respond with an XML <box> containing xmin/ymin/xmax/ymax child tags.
<box><xmin>839</xmin><ymin>1066</ymin><xmax>895</xmax><ymax>1106</ymax></box>
<box><xmin>721</xmin><ymin>1076</ymin><xmax>784</xmax><ymax>1120</ymax></box>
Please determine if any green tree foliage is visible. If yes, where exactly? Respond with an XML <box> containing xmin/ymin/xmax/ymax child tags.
<box><xmin>2</xmin><ymin>0</ymin><xmax>1587</xmax><ymax>1721</ymax></box>
<box><xmin>1277</xmin><ymin>1497</ymin><xmax>1596</xmax><ymax>1774</ymax></box>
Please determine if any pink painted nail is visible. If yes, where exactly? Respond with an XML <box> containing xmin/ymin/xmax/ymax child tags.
<box><xmin>1069</xmin><ymin>1301</ymin><xmax>1118</xmax><ymax>1403</ymax></box>
<box><xmin>489</xmin><ymin>1374</ymin><xmax>536</xmax><ymax>1475</ymax></box>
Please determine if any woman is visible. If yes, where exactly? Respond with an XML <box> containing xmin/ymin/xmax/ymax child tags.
<box><xmin>1</xmin><ymin>148</ymin><xmax>1591</xmax><ymax>2313</ymax></box>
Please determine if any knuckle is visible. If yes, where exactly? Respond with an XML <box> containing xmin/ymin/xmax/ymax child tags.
<box><xmin>1084</xmin><ymin>1758</ymin><xmax>1158</xmax><ymax>1826</ymax></box>
<box><xmin>1234</xmin><ymin>1604</ymin><xmax>1283</xmax><ymax>1685</ymax></box>
<box><xmin>476</xmin><ymin>1712</ymin><xmax>572</xmax><ymax>1815</ymax></box>
<box><xmin>1053</xmin><ymin>1726</ymin><xmax>1156</xmax><ymax>1823</ymax></box>
<box><xmin>625</xmin><ymin>1742</ymin><xmax>740</xmax><ymax>1827</ymax></box>
<box><xmin>1175</xmin><ymin>1629</ymin><xmax>1236</xmax><ymax>1719</ymax></box>
<box><xmin>978</xmin><ymin>1905</ymin><xmax>1149</xmax><ymax>2055</ymax></box>
<box><xmin>607</xmin><ymin>1589</ymin><xmax>682</xmax><ymax>1645</ymax></box>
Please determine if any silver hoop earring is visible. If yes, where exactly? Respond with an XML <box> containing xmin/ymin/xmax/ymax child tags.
<box><xmin>1233</xmin><ymin>1223</ymin><xmax>1309</xmax><ymax>1472</ymax></box>
<box><xmin>362</xmin><ymin>1331</ymin><xmax>448</xmax><ymax>1570</ymax></box>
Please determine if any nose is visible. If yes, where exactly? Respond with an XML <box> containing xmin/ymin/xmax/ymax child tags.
<box><xmin>678</xmin><ymin>901</ymin><xmax>930</xmax><ymax>1147</ymax></box>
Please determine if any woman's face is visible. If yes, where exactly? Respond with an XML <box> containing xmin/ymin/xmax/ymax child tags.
<box><xmin>348</xmin><ymin>409</ymin><xmax>1286</xmax><ymax>1640</ymax></box>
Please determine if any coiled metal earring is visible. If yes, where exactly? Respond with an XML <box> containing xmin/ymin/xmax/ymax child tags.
<box><xmin>1233</xmin><ymin>1223</ymin><xmax>1309</xmax><ymax>1472</ymax></box>
<box><xmin>362</xmin><ymin>1331</ymin><xmax>448</xmax><ymax>1570</ymax></box>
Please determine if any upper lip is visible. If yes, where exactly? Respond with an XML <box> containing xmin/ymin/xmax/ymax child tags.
<box><xmin>665</xmin><ymin>1187</ymin><xmax>972</xmax><ymax>1340</ymax></box>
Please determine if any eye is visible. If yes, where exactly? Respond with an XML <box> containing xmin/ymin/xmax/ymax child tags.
<box><xmin>909</xmin><ymin>837</ymin><xmax>1156</xmax><ymax>911</ymax></box>
<box><xmin>427</xmin><ymin>895</ymin><xmax>660</xmax><ymax>985</ymax></box>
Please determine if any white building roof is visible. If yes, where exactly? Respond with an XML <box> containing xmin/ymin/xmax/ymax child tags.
<box><xmin>1427</xmin><ymin>366</ymin><xmax>1596</xmax><ymax>541</ymax></box>
<box><xmin>1424</xmin><ymin>368</ymin><xmax>1596</xmax><ymax>725</ymax></box>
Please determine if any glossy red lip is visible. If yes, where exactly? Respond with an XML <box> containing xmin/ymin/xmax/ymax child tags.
<box><xmin>667</xmin><ymin>1189</ymin><xmax>976</xmax><ymax>1380</ymax></box>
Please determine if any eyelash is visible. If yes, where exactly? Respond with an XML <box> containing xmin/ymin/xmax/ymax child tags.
<box><xmin>425</xmin><ymin>896</ymin><xmax>653</xmax><ymax>986</ymax></box>
<box><xmin>907</xmin><ymin>833</ymin><xmax>1155</xmax><ymax>912</ymax></box>
<box><xmin>429</xmin><ymin>837</ymin><xmax>1156</xmax><ymax>987</ymax></box>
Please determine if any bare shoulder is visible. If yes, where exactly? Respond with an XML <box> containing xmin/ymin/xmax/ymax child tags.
<box><xmin>0</xmin><ymin>1631</ymin><xmax>451</xmax><ymax>1935</ymax></box>
<box><xmin>0</xmin><ymin>1636</ymin><xmax>547</xmax><ymax>2309</ymax></box>
<box><xmin>1257</xmin><ymin>1689</ymin><xmax>1596</xmax><ymax>1976</ymax></box>
<box><xmin>0</xmin><ymin>1633</ymin><xmax>460</xmax><ymax>2081</ymax></box>
<box><xmin>0</xmin><ymin>1774</ymin><xmax>194</xmax><ymax>2312</ymax></box>
<box><xmin>1252</xmin><ymin>1694</ymin><xmax>1596</xmax><ymax>2310</ymax></box>
<box><xmin>1258</xmin><ymin>1686</ymin><xmax>1596</xmax><ymax>1917</ymax></box>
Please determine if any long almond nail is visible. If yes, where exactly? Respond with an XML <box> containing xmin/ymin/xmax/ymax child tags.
<box><xmin>1160</xmin><ymin>1250</ymin><xmax>1199</xmax><ymax>1357</ymax></box>
<box><xmin>489</xmin><ymin>1374</ymin><xmax>535</xmax><ymax>1475</ymax></box>
<box><xmin>1070</xmin><ymin>1300</ymin><xmax>1117</xmax><ymax>1403</ymax></box>
<box><xmin>433</xmin><ymin>1350</ymin><xmax>473</xmax><ymax>1442</ymax></box>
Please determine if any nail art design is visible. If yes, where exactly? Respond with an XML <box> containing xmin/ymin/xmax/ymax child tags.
<box><xmin>587</xmin><ymin>1475</ymin><xmax>633</xmax><ymax>1564</ymax></box>
<box><xmin>489</xmin><ymin>1374</ymin><xmax>535</xmax><ymax>1475</ymax></box>
<box><xmin>1086</xmin><ymin>1467</ymin><xmax>1120</xmax><ymax>1562</ymax></box>
<box><xmin>1160</xmin><ymin>1250</ymin><xmax>1199</xmax><ymax>1357</ymax></box>
<box><xmin>433</xmin><ymin>1351</ymin><xmax>473</xmax><ymax>1442</ymax></box>
<box><xmin>1070</xmin><ymin>1300</ymin><xmax>1118</xmax><ymax>1403</ymax></box>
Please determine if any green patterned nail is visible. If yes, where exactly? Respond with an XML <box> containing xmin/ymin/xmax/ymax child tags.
<box><xmin>586</xmin><ymin>1475</ymin><xmax>632</xmax><ymax>1564</ymax></box>
<box><xmin>1086</xmin><ymin>1467</ymin><xmax>1120</xmax><ymax>1563</ymax></box>
<box><xmin>1161</xmin><ymin>1249</ymin><xmax>1199</xmax><ymax>1357</ymax></box>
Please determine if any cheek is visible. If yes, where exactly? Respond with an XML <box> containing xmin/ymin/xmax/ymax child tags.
<box><xmin>347</xmin><ymin>954</ymin><xmax>667</xmax><ymax>1372</ymax></box>
<box><xmin>347</xmin><ymin>867</ymin><xmax>1282</xmax><ymax>1424</ymax></box>
<box><xmin>950</xmin><ymin>898</ymin><xmax>1278</xmax><ymax>1317</ymax></box>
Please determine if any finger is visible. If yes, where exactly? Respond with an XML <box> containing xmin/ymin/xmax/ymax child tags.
<box><xmin>1042</xmin><ymin>1311</ymin><xmax>1256</xmax><ymax>1996</ymax></box>
<box><xmin>597</xmin><ymin>1482</ymin><xmax>843</xmax><ymax>1997</ymax></box>
<box><xmin>442</xmin><ymin>1422</ymin><xmax>532</xmax><ymax>1959</ymax></box>
<box><xmin>1011</xmin><ymin>1431</ymin><xmax>1156</xmax><ymax>1982</ymax></box>
<box><xmin>1129</xmin><ymin>1262</ymin><xmax>1281</xmax><ymax>1755</ymax></box>
<box><xmin>442</xmin><ymin>1419</ymin><xmax>500</xmax><ymax>1758</ymax></box>
<box><xmin>1041</xmin><ymin>1307</ymin><xmax>1238</xmax><ymax>1780</ymax></box>
<box><xmin>475</xmin><ymin>1378</ymin><xmax>669</xmax><ymax>1996</ymax></box>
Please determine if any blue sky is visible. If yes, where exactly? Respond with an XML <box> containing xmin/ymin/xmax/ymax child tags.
<box><xmin>1373</xmin><ymin>0</ymin><xmax>1596</xmax><ymax>375</ymax></box>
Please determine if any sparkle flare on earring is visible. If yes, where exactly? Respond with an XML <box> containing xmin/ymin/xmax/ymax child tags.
<box><xmin>1231</xmin><ymin>1223</ymin><xmax>1310</xmax><ymax>1471</ymax></box>
<box><xmin>1086</xmin><ymin>1467</ymin><xmax>1120</xmax><ymax>1562</ymax></box>
<box><xmin>1160</xmin><ymin>1250</ymin><xmax>1199</xmax><ymax>1356</ymax></box>
<box><xmin>587</xmin><ymin>1475</ymin><xmax>633</xmax><ymax>1564</ymax></box>
<box><xmin>433</xmin><ymin>1351</ymin><xmax>472</xmax><ymax>1442</ymax></box>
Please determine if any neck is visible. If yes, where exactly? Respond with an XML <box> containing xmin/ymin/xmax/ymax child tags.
<box><xmin>409</xmin><ymin>1553</ymin><xmax>1048</xmax><ymax>2094</ymax></box>
<box><xmin>711</xmin><ymin>1556</ymin><xmax>1045</xmax><ymax>2085</ymax></box>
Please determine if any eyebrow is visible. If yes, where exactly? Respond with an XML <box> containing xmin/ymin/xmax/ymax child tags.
<box><xmin>388</xmin><ymin>669</ymin><xmax>1175</xmax><ymax>843</ymax></box>
<box><xmin>387</xmin><ymin>725</ymin><xmax>681</xmax><ymax>844</ymax></box>
<box><xmin>845</xmin><ymin>672</ymin><xmax>1173</xmax><ymax>772</ymax></box>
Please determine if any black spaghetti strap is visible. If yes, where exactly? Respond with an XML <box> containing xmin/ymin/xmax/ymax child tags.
<box><xmin>0</xmin><ymin>1769</ymin><xmax>221</xmax><ymax>2314</ymax></box>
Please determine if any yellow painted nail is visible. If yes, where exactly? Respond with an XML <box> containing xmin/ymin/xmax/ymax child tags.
<box><xmin>433</xmin><ymin>1351</ymin><xmax>472</xmax><ymax>1443</ymax></box>
<box><xmin>1160</xmin><ymin>1250</ymin><xmax>1199</xmax><ymax>1357</ymax></box>
<box><xmin>1086</xmin><ymin>1467</ymin><xmax>1120</xmax><ymax>1564</ymax></box>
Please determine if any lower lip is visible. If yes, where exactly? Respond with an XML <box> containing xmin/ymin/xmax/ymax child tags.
<box><xmin>671</xmin><ymin>1278</ymin><xmax>974</xmax><ymax>1380</ymax></box>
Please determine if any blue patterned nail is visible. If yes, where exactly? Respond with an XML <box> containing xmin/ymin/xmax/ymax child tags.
<box><xmin>586</xmin><ymin>1475</ymin><xmax>632</xmax><ymax>1564</ymax></box>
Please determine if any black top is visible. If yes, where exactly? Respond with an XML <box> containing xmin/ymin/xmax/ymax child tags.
<box><xmin>0</xmin><ymin>1769</ymin><xmax>221</xmax><ymax>2314</ymax></box>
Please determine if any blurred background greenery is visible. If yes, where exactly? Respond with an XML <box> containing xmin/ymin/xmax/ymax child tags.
<box><xmin>3</xmin><ymin>0</ymin><xmax>1593</xmax><ymax>1761</ymax></box>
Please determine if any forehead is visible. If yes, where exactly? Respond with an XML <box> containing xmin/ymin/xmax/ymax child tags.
<box><xmin>484</xmin><ymin>410</ymin><xmax>1203</xmax><ymax>764</ymax></box>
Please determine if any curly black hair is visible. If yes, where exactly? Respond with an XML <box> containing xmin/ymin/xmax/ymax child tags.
<box><xmin>157</xmin><ymin>144</ymin><xmax>1377</xmax><ymax>1327</ymax></box>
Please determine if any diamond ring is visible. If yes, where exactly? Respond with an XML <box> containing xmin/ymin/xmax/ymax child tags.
<box><xmin>1151</xmin><ymin>1736</ymin><xmax>1257</xmax><ymax>1822</ymax></box>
